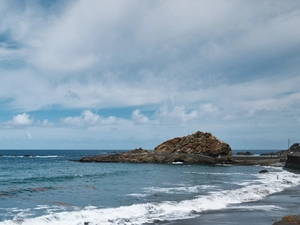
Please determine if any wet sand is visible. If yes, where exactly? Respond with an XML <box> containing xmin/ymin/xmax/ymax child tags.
<box><xmin>150</xmin><ymin>184</ymin><xmax>300</xmax><ymax>225</ymax></box>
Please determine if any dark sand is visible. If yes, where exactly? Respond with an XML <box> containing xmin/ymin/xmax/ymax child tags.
<box><xmin>149</xmin><ymin>184</ymin><xmax>300</xmax><ymax>225</ymax></box>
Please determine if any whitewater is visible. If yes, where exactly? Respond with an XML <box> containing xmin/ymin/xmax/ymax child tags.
<box><xmin>0</xmin><ymin>150</ymin><xmax>299</xmax><ymax>225</ymax></box>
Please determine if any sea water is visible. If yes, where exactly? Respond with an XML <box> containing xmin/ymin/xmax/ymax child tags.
<box><xmin>0</xmin><ymin>150</ymin><xmax>299</xmax><ymax>225</ymax></box>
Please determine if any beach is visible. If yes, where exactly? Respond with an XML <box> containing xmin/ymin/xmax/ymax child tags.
<box><xmin>157</xmin><ymin>182</ymin><xmax>300</xmax><ymax>225</ymax></box>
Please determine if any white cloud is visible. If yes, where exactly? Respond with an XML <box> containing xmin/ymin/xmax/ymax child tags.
<box><xmin>132</xmin><ymin>109</ymin><xmax>149</xmax><ymax>124</ymax></box>
<box><xmin>62</xmin><ymin>110</ymin><xmax>120</xmax><ymax>127</ymax></box>
<box><xmin>200</xmin><ymin>104</ymin><xmax>220</xmax><ymax>116</ymax></box>
<box><xmin>0</xmin><ymin>1</ymin><xmax>300</xmax><ymax>149</ymax></box>
<box><xmin>37</xmin><ymin>119</ymin><xmax>54</xmax><ymax>127</ymax></box>
<box><xmin>1</xmin><ymin>1</ymin><xmax>300</xmax><ymax>113</ymax></box>
<box><xmin>4</xmin><ymin>113</ymin><xmax>33</xmax><ymax>128</ymax></box>
<box><xmin>155</xmin><ymin>105</ymin><xmax>198</xmax><ymax>124</ymax></box>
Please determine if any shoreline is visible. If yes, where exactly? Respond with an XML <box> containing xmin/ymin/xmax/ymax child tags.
<box><xmin>147</xmin><ymin>182</ymin><xmax>300</xmax><ymax>225</ymax></box>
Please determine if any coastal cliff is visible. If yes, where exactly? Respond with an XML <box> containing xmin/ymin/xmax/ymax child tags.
<box><xmin>79</xmin><ymin>131</ymin><xmax>233</xmax><ymax>164</ymax></box>
<box><xmin>284</xmin><ymin>153</ymin><xmax>300</xmax><ymax>171</ymax></box>
<box><xmin>284</xmin><ymin>143</ymin><xmax>300</xmax><ymax>171</ymax></box>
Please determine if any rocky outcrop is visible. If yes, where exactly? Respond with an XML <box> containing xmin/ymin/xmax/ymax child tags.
<box><xmin>259</xmin><ymin>169</ymin><xmax>268</xmax><ymax>174</ymax></box>
<box><xmin>273</xmin><ymin>215</ymin><xmax>300</xmax><ymax>225</ymax></box>
<box><xmin>290</xmin><ymin>143</ymin><xmax>300</xmax><ymax>151</ymax></box>
<box><xmin>236</xmin><ymin>151</ymin><xmax>253</xmax><ymax>155</ymax></box>
<box><xmin>80</xmin><ymin>148</ymin><xmax>155</xmax><ymax>163</ymax></box>
<box><xmin>283</xmin><ymin>143</ymin><xmax>300</xmax><ymax>171</ymax></box>
<box><xmin>154</xmin><ymin>131</ymin><xmax>232</xmax><ymax>157</ymax></box>
<box><xmin>284</xmin><ymin>153</ymin><xmax>300</xmax><ymax>171</ymax></box>
<box><xmin>79</xmin><ymin>131</ymin><xmax>233</xmax><ymax>164</ymax></box>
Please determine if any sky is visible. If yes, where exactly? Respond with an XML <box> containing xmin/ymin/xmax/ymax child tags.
<box><xmin>0</xmin><ymin>0</ymin><xmax>300</xmax><ymax>150</ymax></box>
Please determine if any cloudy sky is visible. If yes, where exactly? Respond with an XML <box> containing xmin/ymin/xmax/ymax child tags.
<box><xmin>0</xmin><ymin>0</ymin><xmax>299</xmax><ymax>150</ymax></box>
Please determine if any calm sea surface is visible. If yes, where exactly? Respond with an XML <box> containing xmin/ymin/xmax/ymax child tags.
<box><xmin>0</xmin><ymin>150</ymin><xmax>299</xmax><ymax>225</ymax></box>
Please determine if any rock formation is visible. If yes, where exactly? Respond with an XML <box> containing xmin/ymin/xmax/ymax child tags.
<box><xmin>273</xmin><ymin>215</ymin><xmax>300</xmax><ymax>225</ymax></box>
<box><xmin>283</xmin><ymin>143</ymin><xmax>300</xmax><ymax>171</ymax></box>
<box><xmin>290</xmin><ymin>143</ymin><xmax>300</xmax><ymax>151</ymax></box>
<box><xmin>154</xmin><ymin>131</ymin><xmax>231</xmax><ymax>157</ymax></box>
<box><xmin>236</xmin><ymin>151</ymin><xmax>253</xmax><ymax>155</ymax></box>
<box><xmin>79</xmin><ymin>131</ymin><xmax>233</xmax><ymax>164</ymax></box>
<box><xmin>284</xmin><ymin>152</ymin><xmax>300</xmax><ymax>171</ymax></box>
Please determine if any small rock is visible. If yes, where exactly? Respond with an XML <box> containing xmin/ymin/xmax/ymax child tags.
<box><xmin>259</xmin><ymin>169</ymin><xmax>268</xmax><ymax>173</ymax></box>
<box><xmin>273</xmin><ymin>215</ymin><xmax>300</xmax><ymax>225</ymax></box>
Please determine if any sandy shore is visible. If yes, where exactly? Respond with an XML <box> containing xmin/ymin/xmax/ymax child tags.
<box><xmin>148</xmin><ymin>183</ymin><xmax>300</xmax><ymax>225</ymax></box>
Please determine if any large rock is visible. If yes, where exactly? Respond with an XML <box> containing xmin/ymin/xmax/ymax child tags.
<box><xmin>284</xmin><ymin>152</ymin><xmax>300</xmax><ymax>171</ymax></box>
<box><xmin>290</xmin><ymin>143</ymin><xmax>300</xmax><ymax>151</ymax></box>
<box><xmin>273</xmin><ymin>215</ymin><xmax>300</xmax><ymax>225</ymax></box>
<box><xmin>154</xmin><ymin>131</ymin><xmax>232</xmax><ymax>157</ymax></box>
<box><xmin>79</xmin><ymin>131</ymin><xmax>233</xmax><ymax>164</ymax></box>
<box><xmin>283</xmin><ymin>143</ymin><xmax>300</xmax><ymax>171</ymax></box>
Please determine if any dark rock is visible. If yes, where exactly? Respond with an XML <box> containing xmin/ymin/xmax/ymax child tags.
<box><xmin>284</xmin><ymin>152</ymin><xmax>300</xmax><ymax>171</ymax></box>
<box><xmin>259</xmin><ymin>169</ymin><xmax>268</xmax><ymax>173</ymax></box>
<box><xmin>236</xmin><ymin>151</ymin><xmax>253</xmax><ymax>155</ymax></box>
<box><xmin>282</xmin><ymin>179</ymin><xmax>292</xmax><ymax>184</ymax></box>
<box><xmin>290</xmin><ymin>143</ymin><xmax>300</xmax><ymax>151</ymax></box>
<box><xmin>270</xmin><ymin>143</ymin><xmax>300</xmax><ymax>163</ymax></box>
<box><xmin>24</xmin><ymin>154</ymin><xmax>36</xmax><ymax>157</ymax></box>
<box><xmin>260</xmin><ymin>152</ymin><xmax>278</xmax><ymax>156</ymax></box>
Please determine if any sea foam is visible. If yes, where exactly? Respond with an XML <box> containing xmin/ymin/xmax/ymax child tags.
<box><xmin>0</xmin><ymin>169</ymin><xmax>299</xmax><ymax>225</ymax></box>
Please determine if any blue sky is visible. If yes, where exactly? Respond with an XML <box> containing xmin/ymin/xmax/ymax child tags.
<box><xmin>0</xmin><ymin>0</ymin><xmax>300</xmax><ymax>150</ymax></box>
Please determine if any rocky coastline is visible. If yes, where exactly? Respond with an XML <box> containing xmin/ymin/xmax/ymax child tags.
<box><xmin>78</xmin><ymin>131</ymin><xmax>233</xmax><ymax>164</ymax></box>
<box><xmin>77</xmin><ymin>131</ymin><xmax>291</xmax><ymax>167</ymax></box>
<box><xmin>76</xmin><ymin>131</ymin><xmax>300</xmax><ymax>225</ymax></box>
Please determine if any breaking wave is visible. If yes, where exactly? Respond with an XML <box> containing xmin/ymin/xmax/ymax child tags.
<box><xmin>0</xmin><ymin>169</ymin><xmax>299</xmax><ymax>225</ymax></box>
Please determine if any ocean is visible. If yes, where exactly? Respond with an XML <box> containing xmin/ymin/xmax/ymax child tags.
<box><xmin>0</xmin><ymin>150</ymin><xmax>299</xmax><ymax>225</ymax></box>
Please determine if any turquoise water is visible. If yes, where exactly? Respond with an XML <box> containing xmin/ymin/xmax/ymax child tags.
<box><xmin>0</xmin><ymin>150</ymin><xmax>299</xmax><ymax>225</ymax></box>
